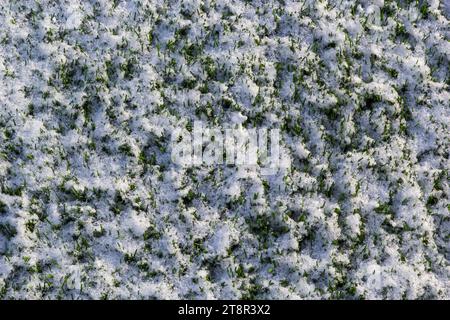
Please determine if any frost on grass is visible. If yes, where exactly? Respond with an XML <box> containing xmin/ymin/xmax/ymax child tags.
<box><xmin>0</xmin><ymin>0</ymin><xmax>449</xmax><ymax>299</ymax></box>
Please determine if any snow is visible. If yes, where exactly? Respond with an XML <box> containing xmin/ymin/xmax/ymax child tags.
<box><xmin>0</xmin><ymin>0</ymin><xmax>448</xmax><ymax>300</ymax></box>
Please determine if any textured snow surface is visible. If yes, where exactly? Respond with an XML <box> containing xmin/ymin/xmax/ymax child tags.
<box><xmin>0</xmin><ymin>0</ymin><xmax>449</xmax><ymax>299</ymax></box>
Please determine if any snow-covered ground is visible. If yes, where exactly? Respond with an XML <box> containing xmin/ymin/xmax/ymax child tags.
<box><xmin>0</xmin><ymin>0</ymin><xmax>449</xmax><ymax>299</ymax></box>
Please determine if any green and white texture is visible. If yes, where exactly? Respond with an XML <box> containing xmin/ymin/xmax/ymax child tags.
<box><xmin>0</xmin><ymin>0</ymin><xmax>449</xmax><ymax>299</ymax></box>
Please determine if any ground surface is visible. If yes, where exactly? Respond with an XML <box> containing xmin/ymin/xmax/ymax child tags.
<box><xmin>0</xmin><ymin>0</ymin><xmax>449</xmax><ymax>299</ymax></box>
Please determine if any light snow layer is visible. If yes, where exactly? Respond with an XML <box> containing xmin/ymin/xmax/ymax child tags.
<box><xmin>0</xmin><ymin>0</ymin><xmax>449</xmax><ymax>299</ymax></box>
